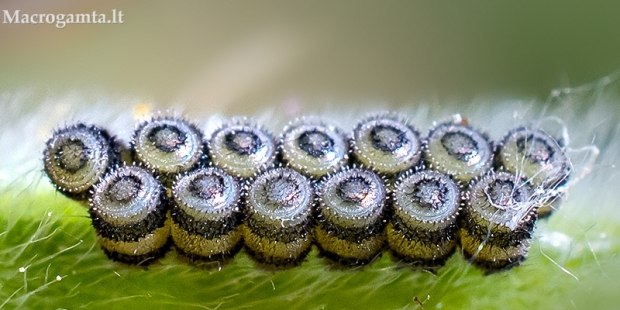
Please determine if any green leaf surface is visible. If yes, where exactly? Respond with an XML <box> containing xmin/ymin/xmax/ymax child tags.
<box><xmin>1</xmin><ymin>184</ymin><xmax>618</xmax><ymax>309</ymax></box>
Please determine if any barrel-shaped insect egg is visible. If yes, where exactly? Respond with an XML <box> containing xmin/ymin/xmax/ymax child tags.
<box><xmin>460</xmin><ymin>171</ymin><xmax>538</xmax><ymax>272</ymax></box>
<box><xmin>315</xmin><ymin>168</ymin><xmax>388</xmax><ymax>265</ymax></box>
<box><xmin>208</xmin><ymin>119</ymin><xmax>277</xmax><ymax>179</ymax></box>
<box><xmin>423</xmin><ymin>121</ymin><xmax>493</xmax><ymax>183</ymax></box>
<box><xmin>387</xmin><ymin>170</ymin><xmax>460</xmax><ymax>268</ymax></box>
<box><xmin>351</xmin><ymin>114</ymin><xmax>421</xmax><ymax>175</ymax></box>
<box><xmin>243</xmin><ymin>168</ymin><xmax>314</xmax><ymax>267</ymax></box>
<box><xmin>280</xmin><ymin>117</ymin><xmax>349</xmax><ymax>178</ymax></box>
<box><xmin>90</xmin><ymin>166</ymin><xmax>170</xmax><ymax>264</ymax></box>
<box><xmin>171</xmin><ymin>167</ymin><xmax>242</xmax><ymax>262</ymax></box>
<box><xmin>132</xmin><ymin>117</ymin><xmax>204</xmax><ymax>179</ymax></box>
<box><xmin>495</xmin><ymin>127</ymin><xmax>571</xmax><ymax>217</ymax></box>
<box><xmin>43</xmin><ymin>123</ymin><xmax>122</xmax><ymax>203</ymax></box>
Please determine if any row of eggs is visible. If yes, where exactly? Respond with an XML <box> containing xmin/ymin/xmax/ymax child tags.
<box><xmin>43</xmin><ymin>113</ymin><xmax>571</xmax><ymax>272</ymax></box>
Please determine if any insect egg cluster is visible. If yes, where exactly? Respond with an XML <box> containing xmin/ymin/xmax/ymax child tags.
<box><xmin>43</xmin><ymin>113</ymin><xmax>572</xmax><ymax>272</ymax></box>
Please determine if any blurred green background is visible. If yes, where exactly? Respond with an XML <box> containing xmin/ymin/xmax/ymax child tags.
<box><xmin>1</xmin><ymin>1</ymin><xmax>620</xmax><ymax>113</ymax></box>
<box><xmin>1</xmin><ymin>1</ymin><xmax>620</xmax><ymax>309</ymax></box>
